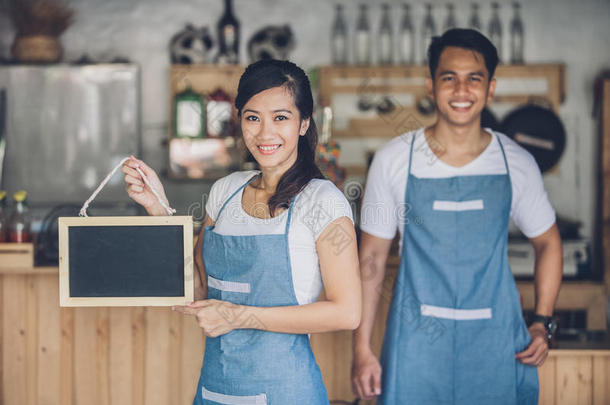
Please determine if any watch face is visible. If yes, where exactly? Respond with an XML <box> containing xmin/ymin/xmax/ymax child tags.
<box><xmin>547</xmin><ymin>320</ymin><xmax>558</xmax><ymax>335</ymax></box>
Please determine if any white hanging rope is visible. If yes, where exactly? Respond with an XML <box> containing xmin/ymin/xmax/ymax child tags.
<box><xmin>79</xmin><ymin>157</ymin><xmax>176</xmax><ymax>217</ymax></box>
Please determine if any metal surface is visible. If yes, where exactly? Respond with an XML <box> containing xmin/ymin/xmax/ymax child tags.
<box><xmin>0</xmin><ymin>64</ymin><xmax>141</xmax><ymax>204</ymax></box>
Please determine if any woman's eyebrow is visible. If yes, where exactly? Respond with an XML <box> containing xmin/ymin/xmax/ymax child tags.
<box><xmin>273</xmin><ymin>109</ymin><xmax>293</xmax><ymax>114</ymax></box>
<box><xmin>243</xmin><ymin>109</ymin><xmax>259</xmax><ymax>114</ymax></box>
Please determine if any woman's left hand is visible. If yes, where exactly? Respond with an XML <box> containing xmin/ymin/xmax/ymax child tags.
<box><xmin>172</xmin><ymin>299</ymin><xmax>246</xmax><ymax>337</ymax></box>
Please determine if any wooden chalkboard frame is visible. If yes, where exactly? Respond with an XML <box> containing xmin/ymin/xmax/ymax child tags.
<box><xmin>58</xmin><ymin>216</ymin><xmax>194</xmax><ymax>307</ymax></box>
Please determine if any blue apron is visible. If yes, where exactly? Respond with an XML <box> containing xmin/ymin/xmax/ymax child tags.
<box><xmin>193</xmin><ymin>175</ymin><xmax>328</xmax><ymax>405</ymax></box>
<box><xmin>379</xmin><ymin>133</ymin><xmax>538</xmax><ymax>404</ymax></box>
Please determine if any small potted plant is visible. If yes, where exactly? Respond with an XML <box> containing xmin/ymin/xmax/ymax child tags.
<box><xmin>7</xmin><ymin>0</ymin><xmax>74</xmax><ymax>63</ymax></box>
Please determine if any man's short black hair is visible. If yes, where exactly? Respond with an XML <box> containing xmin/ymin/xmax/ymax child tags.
<box><xmin>427</xmin><ymin>28</ymin><xmax>499</xmax><ymax>79</ymax></box>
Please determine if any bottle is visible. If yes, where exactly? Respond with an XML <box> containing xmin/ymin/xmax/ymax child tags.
<box><xmin>443</xmin><ymin>3</ymin><xmax>457</xmax><ymax>32</ymax></box>
<box><xmin>398</xmin><ymin>4</ymin><xmax>415</xmax><ymax>64</ymax></box>
<box><xmin>8</xmin><ymin>190</ymin><xmax>31</xmax><ymax>243</ymax></box>
<box><xmin>378</xmin><ymin>4</ymin><xmax>393</xmax><ymax>65</ymax></box>
<box><xmin>207</xmin><ymin>88</ymin><xmax>233</xmax><ymax>138</ymax></box>
<box><xmin>510</xmin><ymin>2</ymin><xmax>524</xmax><ymax>64</ymax></box>
<box><xmin>354</xmin><ymin>4</ymin><xmax>371</xmax><ymax>65</ymax></box>
<box><xmin>215</xmin><ymin>0</ymin><xmax>240</xmax><ymax>64</ymax></box>
<box><xmin>331</xmin><ymin>4</ymin><xmax>348</xmax><ymax>65</ymax></box>
<box><xmin>173</xmin><ymin>85</ymin><xmax>206</xmax><ymax>138</ymax></box>
<box><xmin>488</xmin><ymin>2</ymin><xmax>503</xmax><ymax>62</ymax></box>
<box><xmin>468</xmin><ymin>3</ymin><xmax>482</xmax><ymax>31</ymax></box>
<box><xmin>0</xmin><ymin>191</ymin><xmax>7</xmax><ymax>242</ymax></box>
<box><xmin>421</xmin><ymin>3</ymin><xmax>437</xmax><ymax>63</ymax></box>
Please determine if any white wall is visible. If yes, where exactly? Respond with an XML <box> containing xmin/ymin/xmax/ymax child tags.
<box><xmin>1</xmin><ymin>0</ymin><xmax>609</xmax><ymax>238</ymax></box>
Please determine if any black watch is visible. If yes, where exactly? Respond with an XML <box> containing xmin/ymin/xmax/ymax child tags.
<box><xmin>530</xmin><ymin>314</ymin><xmax>557</xmax><ymax>341</ymax></box>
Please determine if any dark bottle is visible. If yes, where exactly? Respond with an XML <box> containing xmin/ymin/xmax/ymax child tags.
<box><xmin>9</xmin><ymin>190</ymin><xmax>31</xmax><ymax>243</ymax></box>
<box><xmin>215</xmin><ymin>0</ymin><xmax>240</xmax><ymax>64</ymax></box>
<box><xmin>510</xmin><ymin>2</ymin><xmax>524</xmax><ymax>64</ymax></box>
<box><xmin>0</xmin><ymin>191</ymin><xmax>7</xmax><ymax>242</ymax></box>
<box><xmin>331</xmin><ymin>4</ymin><xmax>348</xmax><ymax>64</ymax></box>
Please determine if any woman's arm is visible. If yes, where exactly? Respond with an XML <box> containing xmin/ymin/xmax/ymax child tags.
<box><xmin>174</xmin><ymin>216</ymin><xmax>362</xmax><ymax>336</ymax></box>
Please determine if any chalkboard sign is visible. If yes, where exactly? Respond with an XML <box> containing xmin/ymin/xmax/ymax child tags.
<box><xmin>58</xmin><ymin>216</ymin><xmax>193</xmax><ymax>307</ymax></box>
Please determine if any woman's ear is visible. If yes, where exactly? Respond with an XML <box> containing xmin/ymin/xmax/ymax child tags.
<box><xmin>299</xmin><ymin>118</ymin><xmax>310</xmax><ymax>136</ymax></box>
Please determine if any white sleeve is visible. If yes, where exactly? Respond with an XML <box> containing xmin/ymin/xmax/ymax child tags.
<box><xmin>297</xmin><ymin>180</ymin><xmax>354</xmax><ymax>241</ymax></box>
<box><xmin>360</xmin><ymin>149</ymin><xmax>398</xmax><ymax>240</ymax></box>
<box><xmin>510</xmin><ymin>152</ymin><xmax>556</xmax><ymax>238</ymax></box>
<box><xmin>204</xmin><ymin>177</ymin><xmax>227</xmax><ymax>222</ymax></box>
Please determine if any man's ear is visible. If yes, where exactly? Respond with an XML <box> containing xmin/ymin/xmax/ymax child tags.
<box><xmin>300</xmin><ymin>118</ymin><xmax>310</xmax><ymax>136</ymax></box>
<box><xmin>425</xmin><ymin>76</ymin><xmax>434</xmax><ymax>100</ymax></box>
<box><xmin>486</xmin><ymin>77</ymin><xmax>497</xmax><ymax>104</ymax></box>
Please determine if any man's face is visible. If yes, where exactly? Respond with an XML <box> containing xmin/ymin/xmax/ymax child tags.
<box><xmin>427</xmin><ymin>46</ymin><xmax>496</xmax><ymax>128</ymax></box>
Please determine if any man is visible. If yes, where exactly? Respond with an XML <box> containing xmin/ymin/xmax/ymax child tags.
<box><xmin>351</xmin><ymin>28</ymin><xmax>562</xmax><ymax>405</ymax></box>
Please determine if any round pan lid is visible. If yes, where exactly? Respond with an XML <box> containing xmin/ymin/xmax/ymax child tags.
<box><xmin>501</xmin><ymin>105</ymin><xmax>566</xmax><ymax>173</ymax></box>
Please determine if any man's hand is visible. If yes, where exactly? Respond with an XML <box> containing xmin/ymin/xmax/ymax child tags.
<box><xmin>351</xmin><ymin>346</ymin><xmax>382</xmax><ymax>400</ymax></box>
<box><xmin>515</xmin><ymin>323</ymin><xmax>549</xmax><ymax>367</ymax></box>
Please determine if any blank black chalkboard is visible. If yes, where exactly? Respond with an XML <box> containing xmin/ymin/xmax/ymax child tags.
<box><xmin>59</xmin><ymin>216</ymin><xmax>193</xmax><ymax>307</ymax></box>
<box><xmin>69</xmin><ymin>225</ymin><xmax>184</xmax><ymax>297</ymax></box>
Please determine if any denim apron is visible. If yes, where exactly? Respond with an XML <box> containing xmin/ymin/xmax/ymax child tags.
<box><xmin>379</xmin><ymin>133</ymin><xmax>538</xmax><ymax>404</ymax></box>
<box><xmin>193</xmin><ymin>175</ymin><xmax>328</xmax><ymax>405</ymax></box>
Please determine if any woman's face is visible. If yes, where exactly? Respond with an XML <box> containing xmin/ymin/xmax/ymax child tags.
<box><xmin>241</xmin><ymin>86</ymin><xmax>310</xmax><ymax>174</ymax></box>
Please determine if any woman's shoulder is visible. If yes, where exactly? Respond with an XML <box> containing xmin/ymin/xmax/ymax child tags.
<box><xmin>295</xmin><ymin>178</ymin><xmax>353</xmax><ymax>232</ymax></box>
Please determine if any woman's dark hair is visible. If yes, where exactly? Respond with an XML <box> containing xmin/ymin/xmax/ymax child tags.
<box><xmin>235</xmin><ymin>59</ymin><xmax>324</xmax><ymax>216</ymax></box>
<box><xmin>428</xmin><ymin>28</ymin><xmax>499</xmax><ymax>79</ymax></box>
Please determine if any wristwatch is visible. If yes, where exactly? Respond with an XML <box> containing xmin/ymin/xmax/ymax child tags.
<box><xmin>530</xmin><ymin>314</ymin><xmax>558</xmax><ymax>341</ymax></box>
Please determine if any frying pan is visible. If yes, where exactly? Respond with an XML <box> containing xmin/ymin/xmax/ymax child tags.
<box><xmin>501</xmin><ymin>104</ymin><xmax>566</xmax><ymax>173</ymax></box>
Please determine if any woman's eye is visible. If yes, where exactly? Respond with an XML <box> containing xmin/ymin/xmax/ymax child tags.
<box><xmin>245</xmin><ymin>115</ymin><xmax>259</xmax><ymax>121</ymax></box>
<box><xmin>275</xmin><ymin>115</ymin><xmax>288</xmax><ymax>121</ymax></box>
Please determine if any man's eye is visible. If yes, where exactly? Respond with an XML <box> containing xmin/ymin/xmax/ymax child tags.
<box><xmin>442</xmin><ymin>76</ymin><xmax>454</xmax><ymax>82</ymax></box>
<box><xmin>470</xmin><ymin>76</ymin><xmax>482</xmax><ymax>82</ymax></box>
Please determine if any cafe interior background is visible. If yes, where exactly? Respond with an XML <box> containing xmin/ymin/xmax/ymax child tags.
<box><xmin>0</xmin><ymin>0</ymin><xmax>610</xmax><ymax>404</ymax></box>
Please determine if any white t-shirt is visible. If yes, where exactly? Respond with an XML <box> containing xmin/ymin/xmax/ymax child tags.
<box><xmin>205</xmin><ymin>171</ymin><xmax>354</xmax><ymax>305</ymax></box>
<box><xmin>361</xmin><ymin>128</ymin><xmax>556</xmax><ymax>245</ymax></box>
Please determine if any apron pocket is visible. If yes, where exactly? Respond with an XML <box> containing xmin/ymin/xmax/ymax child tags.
<box><xmin>202</xmin><ymin>386</ymin><xmax>267</xmax><ymax>405</ymax></box>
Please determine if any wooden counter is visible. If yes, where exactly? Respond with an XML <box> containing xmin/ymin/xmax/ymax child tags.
<box><xmin>2</xmin><ymin>267</ymin><xmax>610</xmax><ymax>405</ymax></box>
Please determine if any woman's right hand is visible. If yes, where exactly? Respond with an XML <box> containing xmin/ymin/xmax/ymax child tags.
<box><xmin>121</xmin><ymin>155</ymin><xmax>170</xmax><ymax>216</ymax></box>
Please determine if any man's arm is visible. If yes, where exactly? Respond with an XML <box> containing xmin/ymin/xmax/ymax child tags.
<box><xmin>515</xmin><ymin>223</ymin><xmax>562</xmax><ymax>366</ymax></box>
<box><xmin>351</xmin><ymin>232</ymin><xmax>393</xmax><ymax>400</ymax></box>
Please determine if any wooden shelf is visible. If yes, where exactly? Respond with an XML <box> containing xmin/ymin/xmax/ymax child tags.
<box><xmin>318</xmin><ymin>63</ymin><xmax>566</xmax><ymax>141</ymax></box>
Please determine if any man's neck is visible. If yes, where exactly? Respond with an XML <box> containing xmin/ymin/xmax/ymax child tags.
<box><xmin>425</xmin><ymin>119</ymin><xmax>492</xmax><ymax>167</ymax></box>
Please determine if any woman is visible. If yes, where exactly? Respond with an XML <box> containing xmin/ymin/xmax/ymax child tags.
<box><xmin>122</xmin><ymin>59</ymin><xmax>361</xmax><ymax>405</ymax></box>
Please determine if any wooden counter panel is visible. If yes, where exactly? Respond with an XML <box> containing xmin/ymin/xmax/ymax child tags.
<box><xmin>2</xmin><ymin>271</ymin><xmax>610</xmax><ymax>404</ymax></box>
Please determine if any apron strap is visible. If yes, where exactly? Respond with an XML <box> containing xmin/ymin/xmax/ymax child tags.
<box><xmin>407</xmin><ymin>130</ymin><xmax>417</xmax><ymax>176</ymax></box>
<box><xmin>284</xmin><ymin>195</ymin><xmax>296</xmax><ymax>235</ymax></box>
<box><xmin>496</xmin><ymin>133</ymin><xmax>511</xmax><ymax>179</ymax></box>
<box><xmin>215</xmin><ymin>172</ymin><xmax>260</xmax><ymax>220</ymax></box>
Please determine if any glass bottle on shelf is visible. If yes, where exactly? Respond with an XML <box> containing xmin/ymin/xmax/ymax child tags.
<box><xmin>510</xmin><ymin>2</ymin><xmax>524</xmax><ymax>64</ymax></box>
<box><xmin>488</xmin><ymin>2</ymin><xmax>503</xmax><ymax>62</ymax></box>
<box><xmin>398</xmin><ymin>3</ymin><xmax>415</xmax><ymax>65</ymax></box>
<box><xmin>0</xmin><ymin>191</ymin><xmax>7</xmax><ymax>242</ymax></box>
<box><xmin>207</xmin><ymin>88</ymin><xmax>233</xmax><ymax>138</ymax></box>
<box><xmin>215</xmin><ymin>0</ymin><xmax>240</xmax><ymax>64</ymax></box>
<box><xmin>421</xmin><ymin>3</ymin><xmax>437</xmax><ymax>63</ymax></box>
<box><xmin>469</xmin><ymin>3</ymin><xmax>482</xmax><ymax>31</ymax></box>
<box><xmin>378</xmin><ymin>4</ymin><xmax>394</xmax><ymax>65</ymax></box>
<box><xmin>173</xmin><ymin>85</ymin><xmax>206</xmax><ymax>139</ymax></box>
<box><xmin>443</xmin><ymin>3</ymin><xmax>457</xmax><ymax>32</ymax></box>
<box><xmin>331</xmin><ymin>4</ymin><xmax>348</xmax><ymax>65</ymax></box>
<box><xmin>8</xmin><ymin>190</ymin><xmax>31</xmax><ymax>243</ymax></box>
<box><xmin>354</xmin><ymin>4</ymin><xmax>371</xmax><ymax>65</ymax></box>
